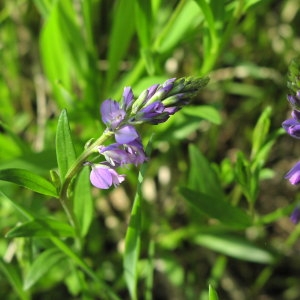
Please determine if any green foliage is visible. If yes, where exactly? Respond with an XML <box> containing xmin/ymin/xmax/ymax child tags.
<box><xmin>0</xmin><ymin>168</ymin><xmax>57</xmax><ymax>197</ymax></box>
<box><xmin>181</xmin><ymin>187</ymin><xmax>252</xmax><ymax>229</ymax></box>
<box><xmin>209</xmin><ymin>284</ymin><xmax>219</xmax><ymax>300</ymax></box>
<box><xmin>23</xmin><ymin>248</ymin><xmax>66</xmax><ymax>290</ymax></box>
<box><xmin>0</xmin><ymin>0</ymin><xmax>299</xmax><ymax>299</ymax></box>
<box><xmin>56</xmin><ymin>109</ymin><xmax>77</xmax><ymax>181</ymax></box>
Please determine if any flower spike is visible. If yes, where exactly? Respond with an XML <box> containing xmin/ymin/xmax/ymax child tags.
<box><xmin>87</xmin><ymin>76</ymin><xmax>209</xmax><ymax>189</ymax></box>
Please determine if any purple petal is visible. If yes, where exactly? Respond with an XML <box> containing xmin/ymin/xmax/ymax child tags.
<box><xmin>100</xmin><ymin>100</ymin><xmax>126</xmax><ymax>129</ymax></box>
<box><xmin>90</xmin><ymin>166</ymin><xmax>113</xmax><ymax>189</ymax></box>
<box><xmin>287</xmin><ymin>94</ymin><xmax>298</xmax><ymax>107</ymax></box>
<box><xmin>101</xmin><ymin>100</ymin><xmax>120</xmax><ymax>124</ymax></box>
<box><xmin>108</xmin><ymin>168</ymin><xmax>125</xmax><ymax>187</ymax></box>
<box><xmin>291</xmin><ymin>207</ymin><xmax>300</xmax><ymax>224</ymax></box>
<box><xmin>292</xmin><ymin>109</ymin><xmax>300</xmax><ymax>121</ymax></box>
<box><xmin>146</xmin><ymin>84</ymin><xmax>160</xmax><ymax>100</ymax></box>
<box><xmin>99</xmin><ymin>144</ymin><xmax>132</xmax><ymax>166</ymax></box>
<box><xmin>162</xmin><ymin>78</ymin><xmax>176</xmax><ymax>88</ymax></box>
<box><xmin>285</xmin><ymin>161</ymin><xmax>300</xmax><ymax>185</ymax></box>
<box><xmin>115</xmin><ymin>125</ymin><xmax>139</xmax><ymax>144</ymax></box>
<box><xmin>90</xmin><ymin>165</ymin><xmax>125</xmax><ymax>189</ymax></box>
<box><xmin>138</xmin><ymin>101</ymin><xmax>165</xmax><ymax>121</ymax></box>
<box><xmin>164</xmin><ymin>106</ymin><xmax>179</xmax><ymax>115</ymax></box>
<box><xmin>122</xmin><ymin>87</ymin><xmax>134</xmax><ymax>110</ymax></box>
<box><xmin>282</xmin><ymin>118</ymin><xmax>300</xmax><ymax>139</ymax></box>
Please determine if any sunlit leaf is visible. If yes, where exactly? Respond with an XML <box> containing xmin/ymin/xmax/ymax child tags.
<box><xmin>183</xmin><ymin>105</ymin><xmax>222</xmax><ymax>124</ymax></box>
<box><xmin>209</xmin><ymin>284</ymin><xmax>219</xmax><ymax>300</ymax></box>
<box><xmin>56</xmin><ymin>109</ymin><xmax>76</xmax><ymax>180</ymax></box>
<box><xmin>123</xmin><ymin>139</ymin><xmax>152</xmax><ymax>300</ymax></box>
<box><xmin>194</xmin><ymin>232</ymin><xmax>275</xmax><ymax>264</ymax></box>
<box><xmin>105</xmin><ymin>0</ymin><xmax>135</xmax><ymax>91</ymax></box>
<box><xmin>0</xmin><ymin>168</ymin><xmax>57</xmax><ymax>197</ymax></box>
<box><xmin>154</xmin><ymin>1</ymin><xmax>202</xmax><ymax>53</ymax></box>
<box><xmin>74</xmin><ymin>168</ymin><xmax>94</xmax><ymax>237</ymax></box>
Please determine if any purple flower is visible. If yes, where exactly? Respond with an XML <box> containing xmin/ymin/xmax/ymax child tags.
<box><xmin>90</xmin><ymin>164</ymin><xmax>125</xmax><ymax>189</ymax></box>
<box><xmin>99</xmin><ymin>139</ymin><xmax>147</xmax><ymax>167</ymax></box>
<box><xmin>292</xmin><ymin>109</ymin><xmax>300</xmax><ymax>121</ymax></box>
<box><xmin>114</xmin><ymin>125</ymin><xmax>139</xmax><ymax>144</ymax></box>
<box><xmin>101</xmin><ymin>99</ymin><xmax>139</xmax><ymax>143</ymax></box>
<box><xmin>124</xmin><ymin>139</ymin><xmax>148</xmax><ymax>166</ymax></box>
<box><xmin>282</xmin><ymin>118</ymin><xmax>300</xmax><ymax>139</ymax></box>
<box><xmin>90</xmin><ymin>76</ymin><xmax>209</xmax><ymax>190</ymax></box>
<box><xmin>98</xmin><ymin>144</ymin><xmax>130</xmax><ymax>166</ymax></box>
<box><xmin>287</xmin><ymin>93</ymin><xmax>300</xmax><ymax>107</ymax></box>
<box><xmin>285</xmin><ymin>161</ymin><xmax>300</xmax><ymax>185</ymax></box>
<box><xmin>290</xmin><ymin>207</ymin><xmax>300</xmax><ymax>224</ymax></box>
<box><xmin>101</xmin><ymin>99</ymin><xmax>125</xmax><ymax>130</ymax></box>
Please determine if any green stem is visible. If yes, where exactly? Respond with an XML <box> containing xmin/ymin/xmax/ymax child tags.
<box><xmin>58</xmin><ymin>130</ymin><xmax>114</xmax><ymax>249</ymax></box>
<box><xmin>60</xmin><ymin>130</ymin><xmax>114</xmax><ymax>201</ymax></box>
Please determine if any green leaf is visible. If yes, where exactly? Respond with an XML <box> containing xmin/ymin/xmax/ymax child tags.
<box><xmin>124</xmin><ymin>192</ymin><xmax>142</xmax><ymax>300</ymax></box>
<box><xmin>0</xmin><ymin>258</ymin><xmax>29</xmax><ymax>300</ymax></box>
<box><xmin>180</xmin><ymin>187</ymin><xmax>252</xmax><ymax>228</ymax></box>
<box><xmin>105</xmin><ymin>0</ymin><xmax>135</xmax><ymax>91</ymax></box>
<box><xmin>39</xmin><ymin>2</ymin><xmax>72</xmax><ymax>107</ymax></box>
<box><xmin>154</xmin><ymin>1</ymin><xmax>202</xmax><ymax>53</ymax></box>
<box><xmin>49</xmin><ymin>237</ymin><xmax>120</xmax><ymax>300</ymax></box>
<box><xmin>209</xmin><ymin>284</ymin><xmax>219</xmax><ymax>300</ymax></box>
<box><xmin>183</xmin><ymin>105</ymin><xmax>222</xmax><ymax>125</ymax></box>
<box><xmin>134</xmin><ymin>0</ymin><xmax>152</xmax><ymax>49</ymax></box>
<box><xmin>56</xmin><ymin>109</ymin><xmax>76</xmax><ymax>180</ymax></box>
<box><xmin>6</xmin><ymin>218</ymin><xmax>75</xmax><ymax>238</ymax></box>
<box><xmin>194</xmin><ymin>232</ymin><xmax>275</xmax><ymax>264</ymax></box>
<box><xmin>0</xmin><ymin>168</ymin><xmax>57</xmax><ymax>197</ymax></box>
<box><xmin>23</xmin><ymin>248</ymin><xmax>66</xmax><ymax>290</ymax></box>
<box><xmin>39</xmin><ymin>0</ymin><xmax>92</xmax><ymax>108</ymax></box>
<box><xmin>123</xmin><ymin>139</ymin><xmax>152</xmax><ymax>300</ymax></box>
<box><xmin>74</xmin><ymin>168</ymin><xmax>94</xmax><ymax>237</ymax></box>
<box><xmin>251</xmin><ymin>106</ymin><xmax>271</xmax><ymax>159</ymax></box>
<box><xmin>0</xmin><ymin>191</ymin><xmax>34</xmax><ymax>220</ymax></box>
<box><xmin>235</xmin><ymin>151</ymin><xmax>259</xmax><ymax>203</ymax></box>
<box><xmin>33</xmin><ymin>0</ymin><xmax>52</xmax><ymax>17</ymax></box>
<box><xmin>134</xmin><ymin>1</ymin><xmax>154</xmax><ymax>74</ymax></box>
<box><xmin>188</xmin><ymin>144</ymin><xmax>224</xmax><ymax>200</ymax></box>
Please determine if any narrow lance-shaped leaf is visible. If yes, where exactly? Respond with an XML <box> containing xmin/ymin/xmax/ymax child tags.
<box><xmin>193</xmin><ymin>232</ymin><xmax>275</xmax><ymax>264</ymax></box>
<box><xmin>154</xmin><ymin>1</ymin><xmax>202</xmax><ymax>53</ymax></box>
<box><xmin>23</xmin><ymin>248</ymin><xmax>66</xmax><ymax>290</ymax></box>
<box><xmin>56</xmin><ymin>109</ymin><xmax>76</xmax><ymax>180</ymax></box>
<box><xmin>50</xmin><ymin>237</ymin><xmax>120</xmax><ymax>300</ymax></box>
<box><xmin>134</xmin><ymin>0</ymin><xmax>154</xmax><ymax>74</ymax></box>
<box><xmin>188</xmin><ymin>144</ymin><xmax>224</xmax><ymax>200</ymax></box>
<box><xmin>105</xmin><ymin>0</ymin><xmax>135</xmax><ymax>91</ymax></box>
<box><xmin>251</xmin><ymin>106</ymin><xmax>271</xmax><ymax>159</ymax></box>
<box><xmin>0</xmin><ymin>258</ymin><xmax>30</xmax><ymax>300</ymax></box>
<box><xmin>74</xmin><ymin>167</ymin><xmax>94</xmax><ymax>237</ymax></box>
<box><xmin>6</xmin><ymin>218</ymin><xmax>75</xmax><ymax>238</ymax></box>
<box><xmin>209</xmin><ymin>284</ymin><xmax>219</xmax><ymax>300</ymax></box>
<box><xmin>123</xmin><ymin>138</ymin><xmax>152</xmax><ymax>300</ymax></box>
<box><xmin>180</xmin><ymin>187</ymin><xmax>252</xmax><ymax>228</ymax></box>
<box><xmin>0</xmin><ymin>168</ymin><xmax>57</xmax><ymax>197</ymax></box>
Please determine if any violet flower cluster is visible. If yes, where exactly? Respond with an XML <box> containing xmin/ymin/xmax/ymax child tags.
<box><xmin>88</xmin><ymin>76</ymin><xmax>209</xmax><ymax>189</ymax></box>
<box><xmin>282</xmin><ymin>57</ymin><xmax>300</xmax><ymax>223</ymax></box>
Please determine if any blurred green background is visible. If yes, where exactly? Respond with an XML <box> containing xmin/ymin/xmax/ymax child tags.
<box><xmin>1</xmin><ymin>0</ymin><xmax>300</xmax><ymax>299</ymax></box>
